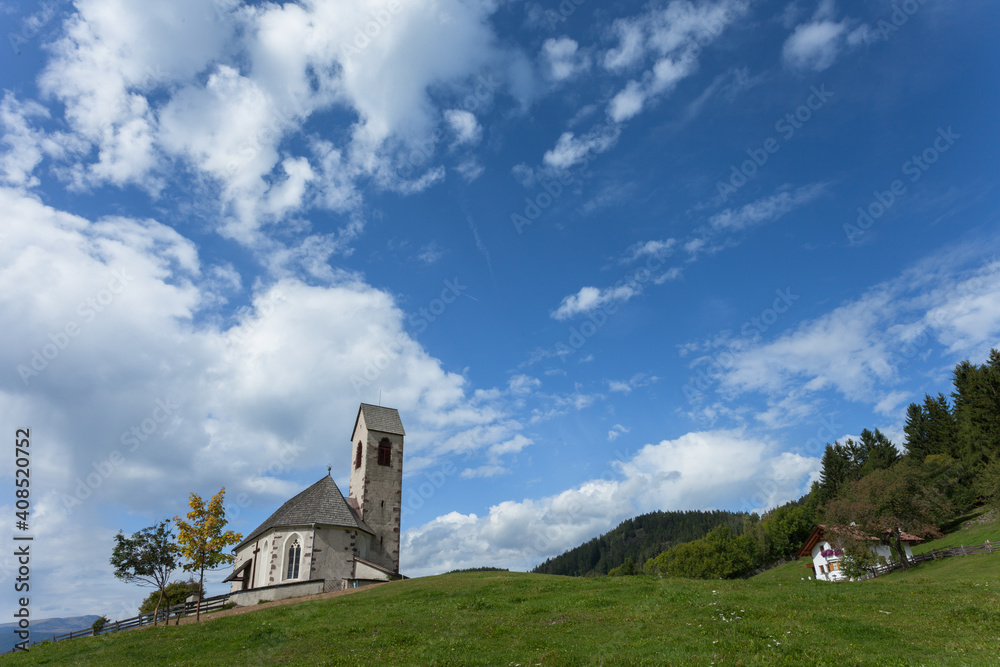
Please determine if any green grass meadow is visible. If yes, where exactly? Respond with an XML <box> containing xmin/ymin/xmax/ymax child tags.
<box><xmin>4</xmin><ymin>543</ymin><xmax>1000</xmax><ymax>666</ymax></box>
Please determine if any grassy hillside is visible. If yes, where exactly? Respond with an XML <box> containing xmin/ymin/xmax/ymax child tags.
<box><xmin>4</xmin><ymin>552</ymin><xmax>999</xmax><ymax>666</ymax></box>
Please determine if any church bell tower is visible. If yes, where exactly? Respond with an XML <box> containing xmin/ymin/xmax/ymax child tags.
<box><xmin>348</xmin><ymin>403</ymin><xmax>404</xmax><ymax>573</ymax></box>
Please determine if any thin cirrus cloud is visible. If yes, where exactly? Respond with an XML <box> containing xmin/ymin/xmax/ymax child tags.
<box><xmin>550</xmin><ymin>184</ymin><xmax>824</xmax><ymax>320</ymax></box>
<box><xmin>539</xmin><ymin>0</ymin><xmax>750</xmax><ymax>171</ymax></box>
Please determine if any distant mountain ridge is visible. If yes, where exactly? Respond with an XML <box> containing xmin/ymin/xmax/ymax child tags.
<box><xmin>531</xmin><ymin>510</ymin><xmax>747</xmax><ymax>576</ymax></box>
<box><xmin>0</xmin><ymin>615</ymin><xmax>101</xmax><ymax>653</ymax></box>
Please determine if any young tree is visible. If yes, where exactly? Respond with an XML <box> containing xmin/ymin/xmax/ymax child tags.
<box><xmin>826</xmin><ymin>463</ymin><xmax>951</xmax><ymax>571</ymax></box>
<box><xmin>110</xmin><ymin>520</ymin><xmax>181</xmax><ymax>625</ymax></box>
<box><xmin>174</xmin><ymin>488</ymin><xmax>242</xmax><ymax>622</ymax></box>
<box><xmin>139</xmin><ymin>579</ymin><xmax>204</xmax><ymax>614</ymax></box>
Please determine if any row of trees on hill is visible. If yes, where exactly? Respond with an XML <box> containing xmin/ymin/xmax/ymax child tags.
<box><xmin>604</xmin><ymin>349</ymin><xmax>1000</xmax><ymax>580</ymax></box>
<box><xmin>110</xmin><ymin>488</ymin><xmax>241</xmax><ymax>623</ymax></box>
<box><xmin>531</xmin><ymin>510</ymin><xmax>746</xmax><ymax>576</ymax></box>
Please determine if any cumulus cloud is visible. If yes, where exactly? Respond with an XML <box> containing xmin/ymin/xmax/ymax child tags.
<box><xmin>402</xmin><ymin>429</ymin><xmax>818</xmax><ymax>575</ymax></box>
<box><xmin>542</xmin><ymin>37</ymin><xmax>590</xmax><ymax>81</ymax></box>
<box><xmin>0</xmin><ymin>186</ymin><xmax>516</xmax><ymax>613</ymax></box>
<box><xmin>445</xmin><ymin>109</ymin><xmax>483</xmax><ymax>146</ymax></box>
<box><xmin>15</xmin><ymin>0</ymin><xmax>525</xmax><ymax>252</ymax></box>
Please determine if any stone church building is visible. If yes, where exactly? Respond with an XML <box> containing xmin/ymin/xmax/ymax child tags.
<box><xmin>225</xmin><ymin>404</ymin><xmax>405</xmax><ymax>600</ymax></box>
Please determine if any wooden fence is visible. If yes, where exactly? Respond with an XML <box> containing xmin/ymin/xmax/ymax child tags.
<box><xmin>853</xmin><ymin>539</ymin><xmax>996</xmax><ymax>581</ymax></box>
<box><xmin>9</xmin><ymin>593</ymin><xmax>232</xmax><ymax>653</ymax></box>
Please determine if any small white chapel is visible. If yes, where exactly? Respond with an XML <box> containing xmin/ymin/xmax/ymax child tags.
<box><xmin>225</xmin><ymin>403</ymin><xmax>405</xmax><ymax>603</ymax></box>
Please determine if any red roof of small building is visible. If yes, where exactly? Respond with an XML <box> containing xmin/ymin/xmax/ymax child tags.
<box><xmin>796</xmin><ymin>524</ymin><xmax>923</xmax><ymax>558</ymax></box>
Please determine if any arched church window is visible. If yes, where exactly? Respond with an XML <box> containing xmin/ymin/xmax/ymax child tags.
<box><xmin>286</xmin><ymin>538</ymin><xmax>301</xmax><ymax>580</ymax></box>
<box><xmin>355</xmin><ymin>441</ymin><xmax>362</xmax><ymax>469</ymax></box>
<box><xmin>378</xmin><ymin>438</ymin><xmax>392</xmax><ymax>466</ymax></box>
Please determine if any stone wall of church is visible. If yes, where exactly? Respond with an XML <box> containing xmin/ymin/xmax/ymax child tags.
<box><xmin>229</xmin><ymin>526</ymin><xmax>315</xmax><ymax>593</ymax></box>
<box><xmin>310</xmin><ymin>526</ymin><xmax>368</xmax><ymax>592</ymax></box>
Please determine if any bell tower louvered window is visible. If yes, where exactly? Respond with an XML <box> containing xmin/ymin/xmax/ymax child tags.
<box><xmin>377</xmin><ymin>438</ymin><xmax>392</xmax><ymax>466</ymax></box>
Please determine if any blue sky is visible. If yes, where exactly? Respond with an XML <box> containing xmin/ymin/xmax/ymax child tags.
<box><xmin>1</xmin><ymin>0</ymin><xmax>999</xmax><ymax>619</ymax></box>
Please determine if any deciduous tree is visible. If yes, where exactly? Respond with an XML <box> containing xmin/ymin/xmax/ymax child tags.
<box><xmin>826</xmin><ymin>463</ymin><xmax>951</xmax><ymax>570</ymax></box>
<box><xmin>110</xmin><ymin>520</ymin><xmax>180</xmax><ymax>625</ymax></box>
<box><xmin>174</xmin><ymin>488</ymin><xmax>242</xmax><ymax>622</ymax></box>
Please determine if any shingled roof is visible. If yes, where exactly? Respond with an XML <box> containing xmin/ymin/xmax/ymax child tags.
<box><xmin>354</xmin><ymin>403</ymin><xmax>405</xmax><ymax>436</ymax></box>
<box><xmin>234</xmin><ymin>475</ymin><xmax>372</xmax><ymax>551</ymax></box>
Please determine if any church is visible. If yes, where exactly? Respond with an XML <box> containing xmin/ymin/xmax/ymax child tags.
<box><xmin>225</xmin><ymin>404</ymin><xmax>405</xmax><ymax>601</ymax></box>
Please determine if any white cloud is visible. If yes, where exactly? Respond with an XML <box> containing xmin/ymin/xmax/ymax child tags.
<box><xmin>782</xmin><ymin>20</ymin><xmax>846</xmax><ymax>71</ymax></box>
<box><xmin>609</xmin><ymin>81</ymin><xmax>647</xmax><ymax>123</ymax></box>
<box><xmin>542</xmin><ymin>126</ymin><xmax>620</xmax><ymax>170</ymax></box>
<box><xmin>695</xmin><ymin>245</ymin><xmax>1000</xmax><ymax>421</ymax></box>
<box><xmin>0</xmin><ymin>187</ymin><xmax>520</xmax><ymax>613</ymax></box>
<box><xmin>608</xmin><ymin>424</ymin><xmax>630</xmax><ymax>441</ymax></box>
<box><xmin>20</xmin><ymin>0</ymin><xmax>526</xmax><ymax>252</ymax></box>
<box><xmin>444</xmin><ymin>109</ymin><xmax>482</xmax><ymax>146</ymax></box>
<box><xmin>551</xmin><ymin>284</ymin><xmax>638</xmax><ymax>320</ymax></box>
<box><xmin>417</xmin><ymin>242</ymin><xmax>444</xmax><ymax>265</ymax></box>
<box><xmin>624</xmin><ymin>239</ymin><xmax>677</xmax><ymax>262</ymax></box>
<box><xmin>402</xmin><ymin>429</ymin><xmax>818</xmax><ymax>575</ymax></box>
<box><xmin>607</xmin><ymin>373</ymin><xmax>660</xmax><ymax>393</ymax></box>
<box><xmin>460</xmin><ymin>465</ymin><xmax>509</xmax><ymax>479</ymax></box>
<box><xmin>709</xmin><ymin>183</ymin><xmax>826</xmax><ymax>232</ymax></box>
<box><xmin>604</xmin><ymin>18</ymin><xmax>646</xmax><ymax>71</ymax></box>
<box><xmin>508</xmin><ymin>374</ymin><xmax>542</xmax><ymax>395</ymax></box>
<box><xmin>602</xmin><ymin>0</ymin><xmax>747</xmax><ymax>121</ymax></box>
<box><xmin>542</xmin><ymin>37</ymin><xmax>590</xmax><ymax>81</ymax></box>
<box><xmin>455</xmin><ymin>158</ymin><xmax>485</xmax><ymax>182</ymax></box>
<box><xmin>0</xmin><ymin>94</ymin><xmax>86</xmax><ymax>187</ymax></box>
<box><xmin>781</xmin><ymin>1</ymin><xmax>869</xmax><ymax>72</ymax></box>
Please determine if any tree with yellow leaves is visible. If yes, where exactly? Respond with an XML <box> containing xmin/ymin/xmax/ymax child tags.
<box><xmin>173</xmin><ymin>487</ymin><xmax>242</xmax><ymax>622</ymax></box>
